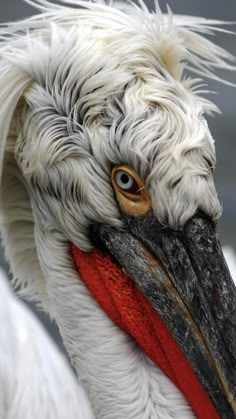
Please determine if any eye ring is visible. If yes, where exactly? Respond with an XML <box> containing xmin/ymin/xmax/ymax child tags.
<box><xmin>111</xmin><ymin>165</ymin><xmax>152</xmax><ymax>216</ymax></box>
<box><xmin>111</xmin><ymin>165</ymin><xmax>151</xmax><ymax>215</ymax></box>
<box><xmin>111</xmin><ymin>165</ymin><xmax>151</xmax><ymax>211</ymax></box>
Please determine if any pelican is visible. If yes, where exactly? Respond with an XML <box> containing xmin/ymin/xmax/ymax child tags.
<box><xmin>0</xmin><ymin>1</ymin><xmax>235</xmax><ymax>418</ymax></box>
<box><xmin>0</xmin><ymin>268</ymin><xmax>94</xmax><ymax>419</ymax></box>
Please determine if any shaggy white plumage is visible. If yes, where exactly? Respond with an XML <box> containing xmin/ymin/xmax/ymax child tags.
<box><xmin>0</xmin><ymin>1</ymin><xmax>235</xmax><ymax>418</ymax></box>
<box><xmin>0</xmin><ymin>268</ymin><xmax>94</xmax><ymax>419</ymax></box>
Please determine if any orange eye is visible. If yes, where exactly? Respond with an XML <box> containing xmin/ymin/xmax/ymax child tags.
<box><xmin>111</xmin><ymin>165</ymin><xmax>151</xmax><ymax>216</ymax></box>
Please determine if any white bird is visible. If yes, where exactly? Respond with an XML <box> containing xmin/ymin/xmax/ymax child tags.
<box><xmin>0</xmin><ymin>1</ymin><xmax>235</xmax><ymax>418</ymax></box>
<box><xmin>0</xmin><ymin>268</ymin><xmax>94</xmax><ymax>419</ymax></box>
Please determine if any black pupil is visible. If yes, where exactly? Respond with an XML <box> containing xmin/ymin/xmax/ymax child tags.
<box><xmin>121</xmin><ymin>173</ymin><xmax>130</xmax><ymax>184</ymax></box>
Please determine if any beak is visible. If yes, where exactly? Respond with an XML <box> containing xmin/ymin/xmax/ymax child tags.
<box><xmin>97</xmin><ymin>211</ymin><xmax>236</xmax><ymax>418</ymax></box>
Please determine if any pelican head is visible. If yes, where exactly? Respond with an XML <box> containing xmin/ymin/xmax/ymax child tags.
<box><xmin>0</xmin><ymin>1</ymin><xmax>235</xmax><ymax>418</ymax></box>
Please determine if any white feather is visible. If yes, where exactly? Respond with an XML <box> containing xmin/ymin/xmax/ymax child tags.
<box><xmin>0</xmin><ymin>268</ymin><xmax>94</xmax><ymax>419</ymax></box>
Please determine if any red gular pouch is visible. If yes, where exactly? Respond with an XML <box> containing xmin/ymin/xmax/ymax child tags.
<box><xmin>72</xmin><ymin>244</ymin><xmax>219</xmax><ymax>419</ymax></box>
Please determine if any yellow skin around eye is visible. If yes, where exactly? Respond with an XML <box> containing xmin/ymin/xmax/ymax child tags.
<box><xmin>111</xmin><ymin>165</ymin><xmax>152</xmax><ymax>216</ymax></box>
